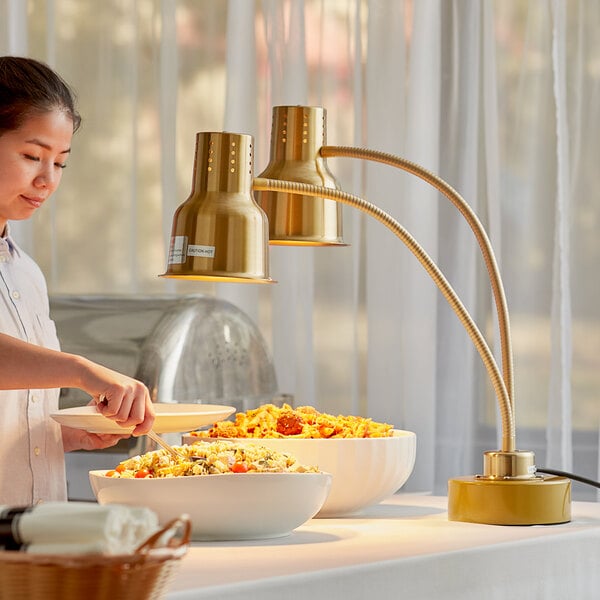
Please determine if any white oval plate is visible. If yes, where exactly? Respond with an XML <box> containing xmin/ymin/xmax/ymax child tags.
<box><xmin>51</xmin><ymin>403</ymin><xmax>235</xmax><ymax>434</ymax></box>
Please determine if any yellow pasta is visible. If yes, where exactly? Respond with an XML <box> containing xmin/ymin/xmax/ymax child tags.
<box><xmin>199</xmin><ymin>404</ymin><xmax>394</xmax><ymax>439</ymax></box>
<box><xmin>105</xmin><ymin>440</ymin><xmax>319</xmax><ymax>479</ymax></box>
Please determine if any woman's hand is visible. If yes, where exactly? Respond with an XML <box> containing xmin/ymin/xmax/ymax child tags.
<box><xmin>61</xmin><ymin>426</ymin><xmax>131</xmax><ymax>453</ymax></box>
<box><xmin>81</xmin><ymin>363</ymin><xmax>156</xmax><ymax>436</ymax></box>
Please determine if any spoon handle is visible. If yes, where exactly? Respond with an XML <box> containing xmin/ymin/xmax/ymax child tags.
<box><xmin>146</xmin><ymin>429</ymin><xmax>185</xmax><ymax>460</ymax></box>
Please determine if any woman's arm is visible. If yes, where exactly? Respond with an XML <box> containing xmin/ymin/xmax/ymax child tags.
<box><xmin>0</xmin><ymin>332</ymin><xmax>155</xmax><ymax>435</ymax></box>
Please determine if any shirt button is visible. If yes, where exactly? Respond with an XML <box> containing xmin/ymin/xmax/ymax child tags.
<box><xmin>31</xmin><ymin>394</ymin><xmax>38</xmax><ymax>403</ymax></box>
<box><xmin>34</xmin><ymin>447</ymin><xmax>41</xmax><ymax>456</ymax></box>
<box><xmin>11</xmin><ymin>290</ymin><xmax>20</xmax><ymax>299</ymax></box>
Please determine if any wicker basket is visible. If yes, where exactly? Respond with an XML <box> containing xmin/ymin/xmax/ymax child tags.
<box><xmin>0</xmin><ymin>515</ymin><xmax>191</xmax><ymax>600</ymax></box>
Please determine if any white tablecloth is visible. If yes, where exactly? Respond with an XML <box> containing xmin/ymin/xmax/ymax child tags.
<box><xmin>165</xmin><ymin>494</ymin><xmax>600</xmax><ymax>600</ymax></box>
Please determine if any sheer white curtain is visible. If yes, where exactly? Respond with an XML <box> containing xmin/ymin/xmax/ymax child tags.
<box><xmin>1</xmin><ymin>0</ymin><xmax>598</xmax><ymax>498</ymax></box>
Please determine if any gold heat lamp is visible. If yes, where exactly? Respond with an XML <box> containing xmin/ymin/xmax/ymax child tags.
<box><xmin>162</xmin><ymin>105</ymin><xmax>571</xmax><ymax>525</ymax></box>
<box><xmin>161</xmin><ymin>131</ymin><xmax>272</xmax><ymax>283</ymax></box>
<box><xmin>258</xmin><ymin>105</ymin><xmax>344</xmax><ymax>246</ymax></box>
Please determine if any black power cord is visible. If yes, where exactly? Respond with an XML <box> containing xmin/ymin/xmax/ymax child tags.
<box><xmin>536</xmin><ymin>467</ymin><xmax>600</xmax><ymax>489</ymax></box>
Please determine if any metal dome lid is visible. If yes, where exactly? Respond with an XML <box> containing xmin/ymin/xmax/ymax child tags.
<box><xmin>135</xmin><ymin>295</ymin><xmax>277</xmax><ymax>411</ymax></box>
<box><xmin>50</xmin><ymin>294</ymin><xmax>278</xmax><ymax>413</ymax></box>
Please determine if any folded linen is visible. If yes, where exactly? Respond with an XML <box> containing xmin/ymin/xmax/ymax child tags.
<box><xmin>0</xmin><ymin>502</ymin><xmax>159</xmax><ymax>555</ymax></box>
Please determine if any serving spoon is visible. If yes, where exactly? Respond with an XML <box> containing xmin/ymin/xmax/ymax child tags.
<box><xmin>145</xmin><ymin>429</ymin><xmax>193</xmax><ymax>461</ymax></box>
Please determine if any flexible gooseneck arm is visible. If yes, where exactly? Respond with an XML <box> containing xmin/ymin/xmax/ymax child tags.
<box><xmin>320</xmin><ymin>146</ymin><xmax>514</xmax><ymax>409</ymax></box>
<box><xmin>252</xmin><ymin>176</ymin><xmax>515</xmax><ymax>453</ymax></box>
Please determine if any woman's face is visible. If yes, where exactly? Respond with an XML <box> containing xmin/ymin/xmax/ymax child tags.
<box><xmin>0</xmin><ymin>109</ymin><xmax>74</xmax><ymax>233</ymax></box>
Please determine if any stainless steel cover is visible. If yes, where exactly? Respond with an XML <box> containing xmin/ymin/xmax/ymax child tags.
<box><xmin>50</xmin><ymin>294</ymin><xmax>278</xmax><ymax>412</ymax></box>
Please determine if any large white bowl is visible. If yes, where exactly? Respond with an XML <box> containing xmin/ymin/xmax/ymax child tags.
<box><xmin>89</xmin><ymin>470</ymin><xmax>332</xmax><ymax>541</ymax></box>
<box><xmin>184</xmin><ymin>429</ymin><xmax>416</xmax><ymax>517</ymax></box>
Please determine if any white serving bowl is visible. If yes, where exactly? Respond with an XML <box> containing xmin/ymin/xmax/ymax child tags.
<box><xmin>183</xmin><ymin>430</ymin><xmax>416</xmax><ymax>517</ymax></box>
<box><xmin>89</xmin><ymin>470</ymin><xmax>332</xmax><ymax>541</ymax></box>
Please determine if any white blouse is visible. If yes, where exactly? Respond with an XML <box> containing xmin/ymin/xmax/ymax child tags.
<box><xmin>0</xmin><ymin>227</ymin><xmax>67</xmax><ymax>505</ymax></box>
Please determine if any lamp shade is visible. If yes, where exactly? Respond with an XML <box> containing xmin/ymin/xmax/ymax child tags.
<box><xmin>256</xmin><ymin>106</ymin><xmax>345</xmax><ymax>245</ymax></box>
<box><xmin>161</xmin><ymin>132</ymin><xmax>272</xmax><ymax>283</ymax></box>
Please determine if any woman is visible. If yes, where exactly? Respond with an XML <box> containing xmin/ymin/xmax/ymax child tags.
<box><xmin>0</xmin><ymin>55</ymin><xmax>155</xmax><ymax>505</ymax></box>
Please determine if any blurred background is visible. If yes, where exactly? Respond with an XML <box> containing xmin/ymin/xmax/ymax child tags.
<box><xmin>1</xmin><ymin>0</ymin><xmax>598</xmax><ymax>498</ymax></box>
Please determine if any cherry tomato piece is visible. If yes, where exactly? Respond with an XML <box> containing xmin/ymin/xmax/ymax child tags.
<box><xmin>231</xmin><ymin>462</ymin><xmax>249</xmax><ymax>473</ymax></box>
<box><xmin>135</xmin><ymin>469</ymin><xmax>152</xmax><ymax>478</ymax></box>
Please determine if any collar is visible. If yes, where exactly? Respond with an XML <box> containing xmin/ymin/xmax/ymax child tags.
<box><xmin>0</xmin><ymin>223</ymin><xmax>21</xmax><ymax>259</ymax></box>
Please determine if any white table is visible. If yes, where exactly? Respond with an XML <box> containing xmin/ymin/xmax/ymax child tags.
<box><xmin>165</xmin><ymin>494</ymin><xmax>600</xmax><ymax>600</ymax></box>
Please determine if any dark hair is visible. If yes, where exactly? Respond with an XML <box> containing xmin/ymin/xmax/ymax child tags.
<box><xmin>0</xmin><ymin>55</ymin><xmax>81</xmax><ymax>135</ymax></box>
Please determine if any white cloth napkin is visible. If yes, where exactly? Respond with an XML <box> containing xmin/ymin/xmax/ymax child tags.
<box><xmin>0</xmin><ymin>502</ymin><xmax>159</xmax><ymax>555</ymax></box>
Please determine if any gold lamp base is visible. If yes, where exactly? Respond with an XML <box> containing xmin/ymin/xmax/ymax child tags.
<box><xmin>448</xmin><ymin>449</ymin><xmax>571</xmax><ymax>525</ymax></box>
